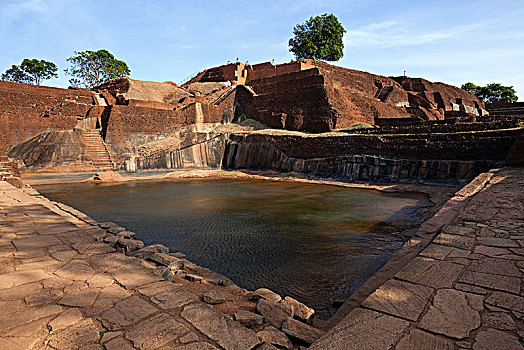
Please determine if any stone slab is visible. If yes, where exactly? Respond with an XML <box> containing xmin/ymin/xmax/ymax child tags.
<box><xmin>395</xmin><ymin>257</ymin><xmax>464</xmax><ymax>289</ymax></box>
<box><xmin>100</xmin><ymin>296</ymin><xmax>158</xmax><ymax>331</ymax></box>
<box><xmin>181</xmin><ymin>303</ymin><xmax>261</xmax><ymax>350</ymax></box>
<box><xmin>126</xmin><ymin>313</ymin><xmax>189</xmax><ymax>349</ymax></box>
<box><xmin>362</xmin><ymin>279</ymin><xmax>433</xmax><ymax>321</ymax></box>
<box><xmin>138</xmin><ymin>281</ymin><xmax>198</xmax><ymax>309</ymax></box>
<box><xmin>396</xmin><ymin>329</ymin><xmax>454</xmax><ymax>350</ymax></box>
<box><xmin>309</xmin><ymin>308</ymin><xmax>409</xmax><ymax>350</ymax></box>
<box><xmin>419</xmin><ymin>289</ymin><xmax>481</xmax><ymax>339</ymax></box>
<box><xmin>459</xmin><ymin>271</ymin><xmax>521</xmax><ymax>294</ymax></box>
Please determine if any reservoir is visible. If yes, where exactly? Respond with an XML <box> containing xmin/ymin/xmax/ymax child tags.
<box><xmin>35</xmin><ymin>178</ymin><xmax>429</xmax><ymax>319</ymax></box>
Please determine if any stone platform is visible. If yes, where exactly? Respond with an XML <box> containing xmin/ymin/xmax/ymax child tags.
<box><xmin>0</xmin><ymin>181</ymin><xmax>262</xmax><ymax>349</ymax></box>
<box><xmin>311</xmin><ymin>167</ymin><xmax>524</xmax><ymax>349</ymax></box>
<box><xmin>1</xmin><ymin>168</ymin><xmax>523</xmax><ymax>349</ymax></box>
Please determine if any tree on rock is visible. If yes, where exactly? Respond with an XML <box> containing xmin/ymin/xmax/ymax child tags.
<box><xmin>1</xmin><ymin>58</ymin><xmax>58</xmax><ymax>85</ymax></box>
<box><xmin>462</xmin><ymin>82</ymin><xmax>518</xmax><ymax>102</ymax></box>
<box><xmin>288</xmin><ymin>13</ymin><xmax>346</xmax><ymax>61</ymax></box>
<box><xmin>65</xmin><ymin>49</ymin><xmax>130</xmax><ymax>88</ymax></box>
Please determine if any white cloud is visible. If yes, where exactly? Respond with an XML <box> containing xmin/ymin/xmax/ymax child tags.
<box><xmin>346</xmin><ymin>20</ymin><xmax>487</xmax><ymax>48</ymax></box>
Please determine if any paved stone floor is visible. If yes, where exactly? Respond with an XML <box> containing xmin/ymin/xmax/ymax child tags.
<box><xmin>2</xmin><ymin>168</ymin><xmax>523</xmax><ymax>350</ymax></box>
<box><xmin>311</xmin><ymin>167</ymin><xmax>524</xmax><ymax>350</ymax></box>
<box><xmin>0</xmin><ymin>181</ymin><xmax>261</xmax><ymax>349</ymax></box>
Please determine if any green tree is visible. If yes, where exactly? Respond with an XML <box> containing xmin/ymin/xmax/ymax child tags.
<box><xmin>1</xmin><ymin>58</ymin><xmax>58</xmax><ymax>85</ymax></box>
<box><xmin>462</xmin><ymin>82</ymin><xmax>518</xmax><ymax>102</ymax></box>
<box><xmin>289</xmin><ymin>13</ymin><xmax>346</xmax><ymax>61</ymax></box>
<box><xmin>65</xmin><ymin>49</ymin><xmax>130</xmax><ymax>88</ymax></box>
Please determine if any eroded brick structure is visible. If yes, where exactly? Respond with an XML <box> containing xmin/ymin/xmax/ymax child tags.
<box><xmin>188</xmin><ymin>60</ymin><xmax>487</xmax><ymax>132</ymax></box>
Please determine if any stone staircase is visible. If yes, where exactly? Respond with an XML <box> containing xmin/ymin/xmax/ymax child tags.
<box><xmin>93</xmin><ymin>92</ymin><xmax>107</xmax><ymax>106</ymax></box>
<box><xmin>0</xmin><ymin>156</ymin><xmax>22</xmax><ymax>187</ymax></box>
<box><xmin>82</xmin><ymin>129</ymin><xmax>114</xmax><ymax>170</ymax></box>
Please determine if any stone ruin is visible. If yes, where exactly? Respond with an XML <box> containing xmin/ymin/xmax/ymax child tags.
<box><xmin>0</xmin><ymin>59</ymin><xmax>522</xmax><ymax>181</ymax></box>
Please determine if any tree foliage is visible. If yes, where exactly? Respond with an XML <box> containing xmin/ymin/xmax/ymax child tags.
<box><xmin>1</xmin><ymin>58</ymin><xmax>58</xmax><ymax>85</ymax></box>
<box><xmin>65</xmin><ymin>49</ymin><xmax>130</xmax><ymax>88</ymax></box>
<box><xmin>462</xmin><ymin>82</ymin><xmax>518</xmax><ymax>102</ymax></box>
<box><xmin>288</xmin><ymin>13</ymin><xmax>346</xmax><ymax>61</ymax></box>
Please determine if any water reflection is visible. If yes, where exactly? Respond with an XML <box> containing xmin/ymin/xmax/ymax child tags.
<box><xmin>35</xmin><ymin>178</ymin><xmax>429</xmax><ymax>319</ymax></box>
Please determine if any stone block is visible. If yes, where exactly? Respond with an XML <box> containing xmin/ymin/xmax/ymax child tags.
<box><xmin>125</xmin><ymin>313</ymin><xmax>189</xmax><ymax>349</ymax></box>
<box><xmin>396</xmin><ymin>329</ymin><xmax>454</xmax><ymax>350</ymax></box>
<box><xmin>248</xmin><ymin>288</ymin><xmax>282</xmax><ymax>303</ymax></box>
<box><xmin>256</xmin><ymin>299</ymin><xmax>294</xmax><ymax>328</ymax></box>
<box><xmin>362</xmin><ymin>279</ymin><xmax>433</xmax><ymax>321</ymax></box>
<box><xmin>395</xmin><ymin>257</ymin><xmax>464</xmax><ymax>289</ymax></box>
<box><xmin>282</xmin><ymin>296</ymin><xmax>314</xmax><ymax>322</ymax></box>
<box><xmin>257</xmin><ymin>326</ymin><xmax>292</xmax><ymax>349</ymax></box>
<box><xmin>181</xmin><ymin>303</ymin><xmax>261</xmax><ymax>350</ymax></box>
<box><xmin>309</xmin><ymin>308</ymin><xmax>409</xmax><ymax>350</ymax></box>
<box><xmin>203</xmin><ymin>290</ymin><xmax>227</xmax><ymax>304</ymax></box>
<box><xmin>234</xmin><ymin>309</ymin><xmax>264</xmax><ymax>327</ymax></box>
<box><xmin>419</xmin><ymin>289</ymin><xmax>481</xmax><ymax>339</ymax></box>
<box><xmin>100</xmin><ymin>296</ymin><xmax>158</xmax><ymax>330</ymax></box>
<box><xmin>281</xmin><ymin>317</ymin><xmax>325</xmax><ymax>345</ymax></box>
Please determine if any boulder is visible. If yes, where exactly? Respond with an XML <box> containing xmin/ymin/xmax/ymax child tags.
<box><xmin>257</xmin><ymin>326</ymin><xmax>292</xmax><ymax>349</ymax></box>
<box><xmin>256</xmin><ymin>299</ymin><xmax>293</xmax><ymax>329</ymax></box>
<box><xmin>248</xmin><ymin>288</ymin><xmax>282</xmax><ymax>303</ymax></box>
<box><xmin>282</xmin><ymin>296</ymin><xmax>314</xmax><ymax>323</ymax></box>
<box><xmin>234</xmin><ymin>310</ymin><xmax>264</xmax><ymax>328</ymax></box>
<box><xmin>281</xmin><ymin>317</ymin><xmax>325</xmax><ymax>345</ymax></box>
<box><xmin>203</xmin><ymin>290</ymin><xmax>227</xmax><ymax>304</ymax></box>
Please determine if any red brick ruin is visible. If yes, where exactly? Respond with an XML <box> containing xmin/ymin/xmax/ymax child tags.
<box><xmin>1</xmin><ymin>59</ymin><xmax>523</xmax><ymax>183</ymax></box>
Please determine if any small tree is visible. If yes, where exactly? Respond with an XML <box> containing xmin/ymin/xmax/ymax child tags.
<box><xmin>288</xmin><ymin>13</ymin><xmax>346</xmax><ymax>61</ymax></box>
<box><xmin>65</xmin><ymin>49</ymin><xmax>130</xmax><ymax>88</ymax></box>
<box><xmin>1</xmin><ymin>58</ymin><xmax>58</xmax><ymax>85</ymax></box>
<box><xmin>462</xmin><ymin>82</ymin><xmax>518</xmax><ymax>102</ymax></box>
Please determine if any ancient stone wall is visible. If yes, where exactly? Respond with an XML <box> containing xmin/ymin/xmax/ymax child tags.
<box><xmin>0</xmin><ymin>81</ymin><xmax>97</xmax><ymax>147</ymax></box>
<box><xmin>486</xmin><ymin>101</ymin><xmax>524</xmax><ymax>117</ymax></box>
<box><xmin>223</xmin><ymin>137</ymin><xmax>496</xmax><ymax>181</ymax></box>
<box><xmin>248</xmin><ymin>69</ymin><xmax>335</xmax><ymax>132</ymax></box>
<box><xmin>391</xmin><ymin>77</ymin><xmax>485</xmax><ymax>111</ymax></box>
<box><xmin>222</xmin><ymin>131</ymin><xmax>519</xmax><ymax>180</ymax></box>
<box><xmin>137</xmin><ymin>134</ymin><xmax>227</xmax><ymax>170</ymax></box>
<box><xmin>104</xmin><ymin>103</ymin><xmax>222</xmax><ymax>153</ymax></box>
<box><xmin>226</xmin><ymin>129</ymin><xmax>520</xmax><ymax>162</ymax></box>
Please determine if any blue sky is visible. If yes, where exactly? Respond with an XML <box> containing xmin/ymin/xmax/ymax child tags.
<box><xmin>1</xmin><ymin>0</ymin><xmax>523</xmax><ymax>100</ymax></box>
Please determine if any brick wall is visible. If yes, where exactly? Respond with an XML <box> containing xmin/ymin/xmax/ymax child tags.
<box><xmin>0</xmin><ymin>81</ymin><xmax>96</xmax><ymax>147</ymax></box>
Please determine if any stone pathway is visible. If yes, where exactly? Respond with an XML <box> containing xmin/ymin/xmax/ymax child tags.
<box><xmin>0</xmin><ymin>181</ymin><xmax>263</xmax><ymax>349</ymax></box>
<box><xmin>311</xmin><ymin>167</ymin><xmax>524</xmax><ymax>349</ymax></box>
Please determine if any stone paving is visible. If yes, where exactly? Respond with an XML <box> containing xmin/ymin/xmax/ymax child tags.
<box><xmin>311</xmin><ymin>167</ymin><xmax>524</xmax><ymax>349</ymax></box>
<box><xmin>0</xmin><ymin>181</ymin><xmax>263</xmax><ymax>349</ymax></box>
<box><xmin>2</xmin><ymin>168</ymin><xmax>523</xmax><ymax>350</ymax></box>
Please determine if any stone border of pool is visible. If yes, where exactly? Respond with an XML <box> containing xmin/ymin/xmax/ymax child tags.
<box><xmin>313</xmin><ymin>169</ymin><xmax>498</xmax><ymax>330</ymax></box>
<box><xmin>311</xmin><ymin>167</ymin><xmax>524</xmax><ymax>349</ymax></box>
<box><xmin>4</xmin><ymin>167</ymin><xmax>520</xmax><ymax>349</ymax></box>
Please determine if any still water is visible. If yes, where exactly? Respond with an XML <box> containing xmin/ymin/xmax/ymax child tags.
<box><xmin>35</xmin><ymin>178</ymin><xmax>429</xmax><ymax>319</ymax></box>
